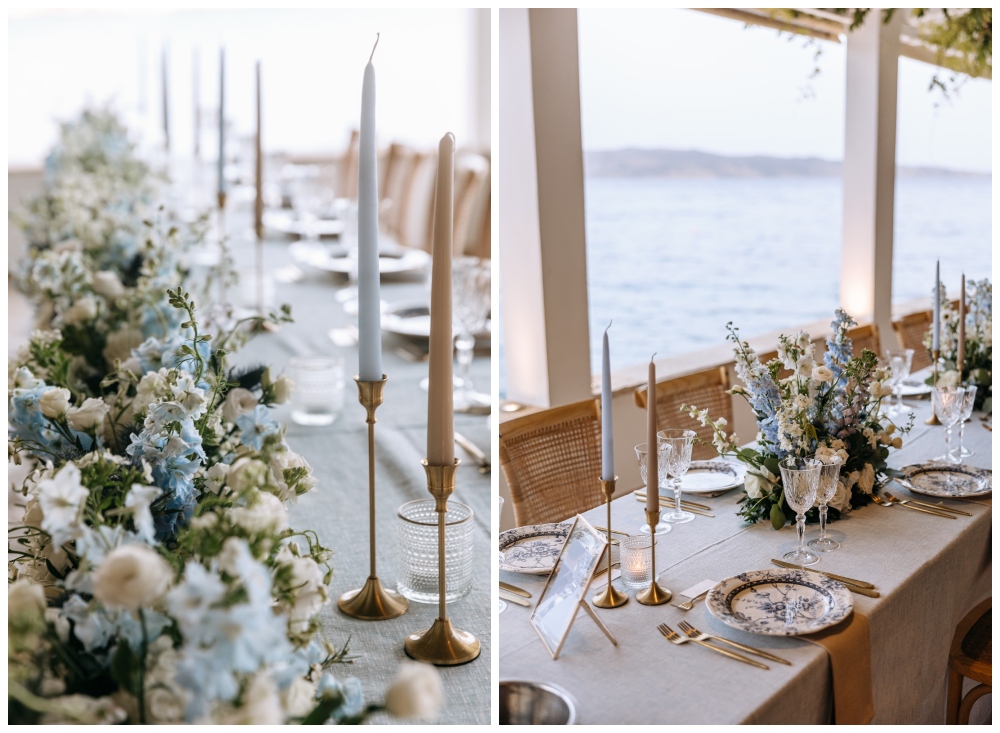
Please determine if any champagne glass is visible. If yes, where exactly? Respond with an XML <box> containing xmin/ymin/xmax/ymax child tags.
<box><xmin>884</xmin><ymin>349</ymin><xmax>914</xmax><ymax>416</ymax></box>
<box><xmin>778</xmin><ymin>456</ymin><xmax>822</xmax><ymax>566</ymax></box>
<box><xmin>657</xmin><ymin>429</ymin><xmax>696</xmax><ymax>524</ymax></box>
<box><xmin>954</xmin><ymin>385</ymin><xmax>977</xmax><ymax>461</ymax></box>
<box><xmin>932</xmin><ymin>386</ymin><xmax>967</xmax><ymax>464</ymax></box>
<box><xmin>451</xmin><ymin>257</ymin><xmax>491</xmax><ymax>413</ymax></box>
<box><xmin>807</xmin><ymin>455</ymin><xmax>843</xmax><ymax>553</ymax></box>
<box><xmin>634</xmin><ymin>442</ymin><xmax>671</xmax><ymax>535</ymax></box>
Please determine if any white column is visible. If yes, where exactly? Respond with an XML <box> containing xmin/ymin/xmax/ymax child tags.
<box><xmin>467</xmin><ymin>8</ymin><xmax>491</xmax><ymax>154</ymax></box>
<box><xmin>840</xmin><ymin>10</ymin><xmax>903</xmax><ymax>349</ymax></box>
<box><xmin>499</xmin><ymin>8</ymin><xmax>592</xmax><ymax>407</ymax></box>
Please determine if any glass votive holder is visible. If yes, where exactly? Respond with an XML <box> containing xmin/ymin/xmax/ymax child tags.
<box><xmin>235</xmin><ymin>266</ymin><xmax>276</xmax><ymax>311</ymax></box>
<box><xmin>289</xmin><ymin>355</ymin><xmax>345</xmax><ymax>426</ymax></box>
<box><xmin>396</xmin><ymin>500</ymin><xmax>474</xmax><ymax>604</ymax></box>
<box><xmin>620</xmin><ymin>535</ymin><xmax>654</xmax><ymax>589</ymax></box>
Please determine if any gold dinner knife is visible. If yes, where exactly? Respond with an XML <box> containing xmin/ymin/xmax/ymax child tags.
<box><xmin>499</xmin><ymin>581</ymin><xmax>531</xmax><ymax>599</ymax></box>
<box><xmin>499</xmin><ymin>590</ymin><xmax>531</xmax><ymax>607</ymax></box>
<box><xmin>770</xmin><ymin>560</ymin><xmax>880</xmax><ymax>598</ymax></box>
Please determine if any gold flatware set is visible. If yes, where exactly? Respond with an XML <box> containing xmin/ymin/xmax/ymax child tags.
<box><xmin>634</xmin><ymin>492</ymin><xmax>715</xmax><ymax>517</ymax></box>
<box><xmin>770</xmin><ymin>559</ymin><xmax>880</xmax><ymax>598</ymax></box>
<box><xmin>871</xmin><ymin>492</ymin><xmax>956</xmax><ymax>518</ymax></box>
<box><xmin>657</xmin><ymin>623</ymin><xmax>770</xmax><ymax>669</ymax></box>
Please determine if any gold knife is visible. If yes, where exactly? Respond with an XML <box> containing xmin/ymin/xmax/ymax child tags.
<box><xmin>499</xmin><ymin>581</ymin><xmax>531</xmax><ymax>599</ymax></box>
<box><xmin>454</xmin><ymin>432</ymin><xmax>490</xmax><ymax>473</ymax></box>
<box><xmin>892</xmin><ymin>483</ymin><xmax>975</xmax><ymax>516</ymax></box>
<box><xmin>636</xmin><ymin>491</ymin><xmax>711</xmax><ymax>511</ymax></box>
<box><xmin>499</xmin><ymin>590</ymin><xmax>531</xmax><ymax>607</ymax></box>
<box><xmin>771</xmin><ymin>559</ymin><xmax>880</xmax><ymax>597</ymax></box>
<box><xmin>634</xmin><ymin>495</ymin><xmax>714</xmax><ymax>518</ymax></box>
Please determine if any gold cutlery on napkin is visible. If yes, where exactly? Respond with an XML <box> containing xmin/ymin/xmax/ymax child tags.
<box><xmin>770</xmin><ymin>559</ymin><xmax>880</xmax><ymax>597</ymax></box>
<box><xmin>499</xmin><ymin>581</ymin><xmax>531</xmax><ymax>599</ymax></box>
<box><xmin>677</xmin><ymin>621</ymin><xmax>792</xmax><ymax>666</ymax></box>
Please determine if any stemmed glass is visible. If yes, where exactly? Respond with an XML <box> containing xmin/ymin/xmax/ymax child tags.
<box><xmin>657</xmin><ymin>429</ymin><xmax>696</xmax><ymax>524</ymax></box>
<box><xmin>808</xmin><ymin>455</ymin><xmax>843</xmax><ymax>553</ymax></box>
<box><xmin>451</xmin><ymin>257</ymin><xmax>491</xmax><ymax>413</ymax></box>
<box><xmin>884</xmin><ymin>349</ymin><xmax>914</xmax><ymax>416</ymax></box>
<box><xmin>634</xmin><ymin>442</ymin><xmax>672</xmax><ymax>535</ymax></box>
<box><xmin>498</xmin><ymin>495</ymin><xmax>506</xmax><ymax>614</ymax></box>
<box><xmin>778</xmin><ymin>457</ymin><xmax>822</xmax><ymax>566</ymax></box>
<box><xmin>932</xmin><ymin>386</ymin><xmax>967</xmax><ymax>464</ymax></box>
<box><xmin>954</xmin><ymin>385</ymin><xmax>977</xmax><ymax>462</ymax></box>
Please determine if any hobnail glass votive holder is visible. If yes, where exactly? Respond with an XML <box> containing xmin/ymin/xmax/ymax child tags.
<box><xmin>620</xmin><ymin>535</ymin><xmax>654</xmax><ymax>589</ymax></box>
<box><xmin>396</xmin><ymin>499</ymin><xmax>474</xmax><ymax>604</ymax></box>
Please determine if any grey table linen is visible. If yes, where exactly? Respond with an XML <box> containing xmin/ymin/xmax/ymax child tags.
<box><xmin>499</xmin><ymin>402</ymin><xmax>991</xmax><ymax>724</ymax></box>
<box><xmin>230</xmin><ymin>233</ymin><xmax>490</xmax><ymax>725</ymax></box>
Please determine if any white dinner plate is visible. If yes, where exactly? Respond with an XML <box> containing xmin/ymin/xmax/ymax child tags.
<box><xmin>499</xmin><ymin>523</ymin><xmax>571</xmax><ymax>575</ymax></box>
<box><xmin>289</xmin><ymin>240</ymin><xmax>430</xmax><ymax>276</ymax></box>
<box><xmin>264</xmin><ymin>208</ymin><xmax>345</xmax><ymax>238</ymax></box>
<box><xmin>898</xmin><ymin>463</ymin><xmax>992</xmax><ymax>498</ymax></box>
<box><xmin>679</xmin><ymin>460</ymin><xmax>747</xmax><ymax>494</ymax></box>
<box><xmin>898</xmin><ymin>379</ymin><xmax>933</xmax><ymax>397</ymax></box>
<box><xmin>382</xmin><ymin>300</ymin><xmax>491</xmax><ymax>341</ymax></box>
<box><xmin>706</xmin><ymin>569</ymin><xmax>854</xmax><ymax>636</ymax></box>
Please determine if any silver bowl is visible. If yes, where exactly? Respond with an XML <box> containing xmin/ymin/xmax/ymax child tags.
<box><xmin>499</xmin><ymin>680</ymin><xmax>576</xmax><ymax>725</ymax></box>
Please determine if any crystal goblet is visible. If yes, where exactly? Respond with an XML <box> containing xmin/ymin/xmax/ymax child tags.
<box><xmin>884</xmin><ymin>348</ymin><xmax>914</xmax><ymax>416</ymax></box>
<box><xmin>807</xmin><ymin>454</ymin><xmax>843</xmax><ymax>553</ymax></box>
<box><xmin>634</xmin><ymin>442</ymin><xmax>672</xmax><ymax>535</ymax></box>
<box><xmin>657</xmin><ymin>429</ymin><xmax>696</xmax><ymax>524</ymax></box>
<box><xmin>932</xmin><ymin>386</ymin><xmax>966</xmax><ymax>464</ymax></box>
<box><xmin>955</xmin><ymin>385</ymin><xmax>977</xmax><ymax>461</ymax></box>
<box><xmin>778</xmin><ymin>456</ymin><xmax>822</xmax><ymax>566</ymax></box>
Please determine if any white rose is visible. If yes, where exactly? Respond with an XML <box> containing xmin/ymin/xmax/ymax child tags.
<box><xmin>40</xmin><ymin>387</ymin><xmax>72</xmax><ymax>418</ymax></box>
<box><xmin>92</xmin><ymin>544</ymin><xmax>173</xmax><ymax>611</ymax></box>
<box><xmin>273</xmin><ymin>375</ymin><xmax>293</xmax><ymax>404</ymax></box>
<box><xmin>62</xmin><ymin>296</ymin><xmax>99</xmax><ymax>325</ymax></box>
<box><xmin>828</xmin><ymin>479</ymin><xmax>852</xmax><ymax>513</ymax></box>
<box><xmin>282</xmin><ymin>676</ymin><xmax>319</xmax><ymax>719</ymax></box>
<box><xmin>857</xmin><ymin>463</ymin><xmax>875</xmax><ymax>494</ymax></box>
<box><xmin>811</xmin><ymin>366</ymin><xmax>833</xmax><ymax>383</ymax></box>
<box><xmin>384</xmin><ymin>661</ymin><xmax>444</xmax><ymax>720</ymax></box>
<box><xmin>8</xmin><ymin>578</ymin><xmax>46</xmax><ymax>620</ymax></box>
<box><xmin>227</xmin><ymin>456</ymin><xmax>268</xmax><ymax>493</ymax></box>
<box><xmin>103</xmin><ymin>327</ymin><xmax>144</xmax><ymax>368</ymax></box>
<box><xmin>222</xmin><ymin>387</ymin><xmax>258</xmax><ymax>423</ymax></box>
<box><xmin>937</xmin><ymin>370</ymin><xmax>961</xmax><ymax>388</ymax></box>
<box><xmin>66</xmin><ymin>397</ymin><xmax>110</xmax><ymax>432</ymax></box>
<box><xmin>744</xmin><ymin>471</ymin><xmax>766</xmax><ymax>499</ymax></box>
<box><xmin>92</xmin><ymin>271</ymin><xmax>125</xmax><ymax>300</ymax></box>
<box><xmin>228</xmin><ymin>491</ymin><xmax>288</xmax><ymax>535</ymax></box>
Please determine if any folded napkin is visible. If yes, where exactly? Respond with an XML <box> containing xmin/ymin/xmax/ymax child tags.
<box><xmin>802</xmin><ymin>611</ymin><xmax>874</xmax><ymax>724</ymax></box>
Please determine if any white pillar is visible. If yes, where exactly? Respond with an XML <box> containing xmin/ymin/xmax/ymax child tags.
<box><xmin>467</xmin><ymin>8</ymin><xmax>491</xmax><ymax>154</ymax></box>
<box><xmin>840</xmin><ymin>10</ymin><xmax>903</xmax><ymax>348</ymax></box>
<box><xmin>499</xmin><ymin>8</ymin><xmax>592</xmax><ymax>407</ymax></box>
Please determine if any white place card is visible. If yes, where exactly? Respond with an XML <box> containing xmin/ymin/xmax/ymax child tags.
<box><xmin>679</xmin><ymin>579</ymin><xmax>719</xmax><ymax>600</ymax></box>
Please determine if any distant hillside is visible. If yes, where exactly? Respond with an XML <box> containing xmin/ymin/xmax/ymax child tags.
<box><xmin>584</xmin><ymin>148</ymin><xmax>990</xmax><ymax>179</ymax></box>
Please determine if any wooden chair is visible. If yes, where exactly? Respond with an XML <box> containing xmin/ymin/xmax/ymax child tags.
<box><xmin>893</xmin><ymin>310</ymin><xmax>933</xmax><ymax>371</ymax></box>
<box><xmin>336</xmin><ymin>130</ymin><xmax>360</xmax><ymax>200</ymax></box>
<box><xmin>634</xmin><ymin>366</ymin><xmax>731</xmax><ymax>461</ymax></box>
<box><xmin>947</xmin><ymin>597</ymin><xmax>991</xmax><ymax>724</ymax></box>
<box><xmin>846</xmin><ymin>323</ymin><xmax>881</xmax><ymax>358</ymax></box>
<box><xmin>499</xmin><ymin>398</ymin><xmax>605</xmax><ymax>527</ymax></box>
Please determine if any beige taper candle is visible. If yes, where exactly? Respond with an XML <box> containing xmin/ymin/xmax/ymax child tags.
<box><xmin>427</xmin><ymin>133</ymin><xmax>456</xmax><ymax>466</ymax></box>
<box><xmin>646</xmin><ymin>355</ymin><xmax>658</xmax><ymax>514</ymax></box>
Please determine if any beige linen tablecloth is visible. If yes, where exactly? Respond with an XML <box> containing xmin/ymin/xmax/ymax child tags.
<box><xmin>499</xmin><ymin>403</ymin><xmax>991</xmax><ymax>724</ymax></box>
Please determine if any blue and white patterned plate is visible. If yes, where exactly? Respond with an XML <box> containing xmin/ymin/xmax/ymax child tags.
<box><xmin>901</xmin><ymin>463</ymin><xmax>991</xmax><ymax>498</ymax></box>
<box><xmin>499</xmin><ymin>523</ymin><xmax>571</xmax><ymax>575</ymax></box>
<box><xmin>706</xmin><ymin>569</ymin><xmax>854</xmax><ymax>636</ymax></box>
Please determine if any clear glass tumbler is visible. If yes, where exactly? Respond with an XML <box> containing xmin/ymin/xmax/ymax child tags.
<box><xmin>620</xmin><ymin>535</ymin><xmax>654</xmax><ymax>590</ymax></box>
<box><xmin>289</xmin><ymin>355</ymin><xmax>345</xmax><ymax>426</ymax></box>
<box><xmin>396</xmin><ymin>499</ymin><xmax>474</xmax><ymax>604</ymax></box>
<box><xmin>778</xmin><ymin>456</ymin><xmax>822</xmax><ymax>566</ymax></box>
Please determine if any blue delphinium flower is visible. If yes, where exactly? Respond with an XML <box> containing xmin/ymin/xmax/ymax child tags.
<box><xmin>236</xmin><ymin>405</ymin><xmax>281</xmax><ymax>451</ymax></box>
<box><xmin>823</xmin><ymin>308</ymin><xmax>855</xmax><ymax>386</ymax></box>
<box><xmin>317</xmin><ymin>673</ymin><xmax>366</xmax><ymax>719</ymax></box>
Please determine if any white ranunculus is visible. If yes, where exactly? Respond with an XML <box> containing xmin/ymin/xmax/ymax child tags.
<box><xmin>812</xmin><ymin>365</ymin><xmax>833</xmax><ymax>383</ymax></box>
<box><xmin>857</xmin><ymin>463</ymin><xmax>876</xmax><ymax>494</ymax></box>
<box><xmin>92</xmin><ymin>271</ymin><xmax>125</xmax><ymax>300</ymax></box>
<box><xmin>384</xmin><ymin>661</ymin><xmax>444</xmax><ymax>720</ymax></box>
<box><xmin>222</xmin><ymin>387</ymin><xmax>258</xmax><ymax>423</ymax></box>
<box><xmin>227</xmin><ymin>456</ymin><xmax>269</xmax><ymax>493</ymax></box>
<box><xmin>40</xmin><ymin>387</ymin><xmax>72</xmax><ymax>418</ymax></box>
<box><xmin>8</xmin><ymin>578</ymin><xmax>46</xmax><ymax>620</ymax></box>
<box><xmin>828</xmin><ymin>479</ymin><xmax>852</xmax><ymax>513</ymax></box>
<box><xmin>66</xmin><ymin>397</ymin><xmax>110</xmax><ymax>432</ymax></box>
<box><xmin>102</xmin><ymin>326</ymin><xmax>144</xmax><ymax>368</ymax></box>
<box><xmin>62</xmin><ymin>296</ymin><xmax>99</xmax><ymax>325</ymax></box>
<box><xmin>228</xmin><ymin>492</ymin><xmax>288</xmax><ymax>535</ymax></box>
<box><xmin>92</xmin><ymin>544</ymin><xmax>173</xmax><ymax>611</ymax></box>
<box><xmin>273</xmin><ymin>375</ymin><xmax>293</xmax><ymax>404</ymax></box>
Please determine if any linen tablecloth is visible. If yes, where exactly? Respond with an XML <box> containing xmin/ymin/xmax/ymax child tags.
<box><xmin>499</xmin><ymin>401</ymin><xmax>991</xmax><ymax>724</ymax></box>
<box><xmin>230</xmin><ymin>230</ymin><xmax>491</xmax><ymax>725</ymax></box>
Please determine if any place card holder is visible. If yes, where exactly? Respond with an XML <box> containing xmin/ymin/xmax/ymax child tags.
<box><xmin>530</xmin><ymin>515</ymin><xmax>619</xmax><ymax>661</ymax></box>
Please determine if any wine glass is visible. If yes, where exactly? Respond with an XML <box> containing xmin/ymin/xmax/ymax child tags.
<box><xmin>498</xmin><ymin>495</ymin><xmax>506</xmax><ymax>614</ymax></box>
<box><xmin>932</xmin><ymin>386</ymin><xmax>967</xmax><ymax>464</ymax></box>
<box><xmin>884</xmin><ymin>349</ymin><xmax>914</xmax><ymax>416</ymax></box>
<box><xmin>451</xmin><ymin>257</ymin><xmax>491</xmax><ymax>413</ymax></box>
<box><xmin>634</xmin><ymin>442</ymin><xmax>671</xmax><ymax>535</ymax></box>
<box><xmin>657</xmin><ymin>429</ymin><xmax>696</xmax><ymax>524</ymax></box>
<box><xmin>778</xmin><ymin>456</ymin><xmax>822</xmax><ymax>566</ymax></box>
<box><xmin>954</xmin><ymin>385</ymin><xmax>977</xmax><ymax>462</ymax></box>
<box><xmin>807</xmin><ymin>455</ymin><xmax>843</xmax><ymax>553</ymax></box>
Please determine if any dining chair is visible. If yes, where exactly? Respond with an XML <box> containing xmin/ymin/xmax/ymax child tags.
<box><xmin>946</xmin><ymin>597</ymin><xmax>991</xmax><ymax>724</ymax></box>
<box><xmin>499</xmin><ymin>398</ymin><xmax>606</xmax><ymax>527</ymax></box>
<box><xmin>634</xmin><ymin>366</ymin><xmax>732</xmax><ymax>462</ymax></box>
<box><xmin>453</xmin><ymin>153</ymin><xmax>490</xmax><ymax>257</ymax></box>
<box><xmin>892</xmin><ymin>310</ymin><xmax>933</xmax><ymax>371</ymax></box>
<box><xmin>846</xmin><ymin>322</ymin><xmax>881</xmax><ymax>358</ymax></box>
<box><xmin>336</xmin><ymin>129</ymin><xmax>360</xmax><ymax>200</ymax></box>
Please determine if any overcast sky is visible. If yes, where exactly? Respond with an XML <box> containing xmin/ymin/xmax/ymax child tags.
<box><xmin>578</xmin><ymin>8</ymin><xmax>992</xmax><ymax>173</ymax></box>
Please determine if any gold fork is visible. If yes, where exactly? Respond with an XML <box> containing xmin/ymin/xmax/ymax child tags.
<box><xmin>678</xmin><ymin>621</ymin><xmax>791</xmax><ymax>665</ymax></box>
<box><xmin>671</xmin><ymin>589</ymin><xmax>709</xmax><ymax>611</ymax></box>
<box><xmin>656</xmin><ymin>623</ymin><xmax>769</xmax><ymax>669</ymax></box>
<box><xmin>883</xmin><ymin>491</ymin><xmax>972</xmax><ymax>517</ymax></box>
<box><xmin>871</xmin><ymin>493</ymin><xmax>955</xmax><ymax>518</ymax></box>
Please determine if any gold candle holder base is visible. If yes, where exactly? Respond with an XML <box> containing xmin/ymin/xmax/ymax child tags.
<box><xmin>339</xmin><ymin>376</ymin><xmax>409</xmax><ymax>621</ymax></box>
<box><xmin>403</xmin><ymin>458</ymin><xmax>480</xmax><ymax>666</ymax></box>
<box><xmin>926</xmin><ymin>350</ymin><xmax>941</xmax><ymax>425</ymax></box>
<box><xmin>592</xmin><ymin>477</ymin><xmax>628</xmax><ymax>609</ymax></box>
<box><xmin>636</xmin><ymin>509</ymin><xmax>671</xmax><ymax>606</ymax></box>
<box><xmin>217</xmin><ymin>191</ymin><xmax>228</xmax><ymax>210</ymax></box>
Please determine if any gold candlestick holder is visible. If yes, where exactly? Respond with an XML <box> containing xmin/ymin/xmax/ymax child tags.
<box><xmin>926</xmin><ymin>349</ymin><xmax>941</xmax><ymax>425</ymax></box>
<box><xmin>338</xmin><ymin>376</ymin><xmax>409</xmax><ymax>620</ymax></box>
<box><xmin>636</xmin><ymin>509</ymin><xmax>671</xmax><ymax>606</ymax></box>
<box><xmin>592</xmin><ymin>477</ymin><xmax>628</xmax><ymax>609</ymax></box>
<box><xmin>404</xmin><ymin>458</ymin><xmax>481</xmax><ymax>666</ymax></box>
